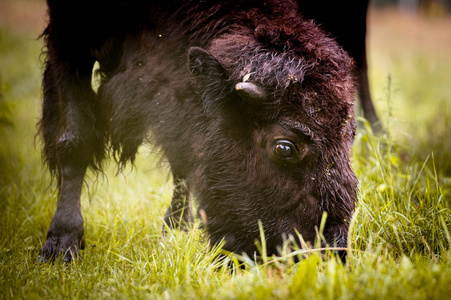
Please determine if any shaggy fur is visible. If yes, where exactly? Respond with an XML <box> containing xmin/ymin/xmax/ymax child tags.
<box><xmin>299</xmin><ymin>0</ymin><xmax>377</xmax><ymax>125</ymax></box>
<box><xmin>38</xmin><ymin>0</ymin><xmax>358</xmax><ymax>262</ymax></box>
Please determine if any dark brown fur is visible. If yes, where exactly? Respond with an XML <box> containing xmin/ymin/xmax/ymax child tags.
<box><xmin>38</xmin><ymin>0</ymin><xmax>358</xmax><ymax>262</ymax></box>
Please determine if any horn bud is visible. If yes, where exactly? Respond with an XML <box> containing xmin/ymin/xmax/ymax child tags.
<box><xmin>235</xmin><ymin>82</ymin><xmax>266</xmax><ymax>106</ymax></box>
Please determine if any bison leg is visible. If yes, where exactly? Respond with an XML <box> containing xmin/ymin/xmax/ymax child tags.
<box><xmin>358</xmin><ymin>49</ymin><xmax>380</xmax><ymax>130</ymax></box>
<box><xmin>38</xmin><ymin>45</ymin><xmax>103</xmax><ymax>262</ymax></box>
<box><xmin>39</xmin><ymin>162</ymin><xmax>88</xmax><ymax>263</ymax></box>
<box><xmin>163</xmin><ymin>176</ymin><xmax>194</xmax><ymax>231</ymax></box>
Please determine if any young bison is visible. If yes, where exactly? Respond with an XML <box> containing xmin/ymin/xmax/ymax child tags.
<box><xmin>38</xmin><ymin>0</ymin><xmax>358</xmax><ymax>262</ymax></box>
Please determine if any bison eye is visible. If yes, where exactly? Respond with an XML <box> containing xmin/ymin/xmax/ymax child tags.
<box><xmin>272</xmin><ymin>139</ymin><xmax>297</xmax><ymax>161</ymax></box>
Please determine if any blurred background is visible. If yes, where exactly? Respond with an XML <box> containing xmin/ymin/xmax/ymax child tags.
<box><xmin>1</xmin><ymin>0</ymin><xmax>450</xmax><ymax>178</ymax></box>
<box><xmin>375</xmin><ymin>0</ymin><xmax>451</xmax><ymax>15</ymax></box>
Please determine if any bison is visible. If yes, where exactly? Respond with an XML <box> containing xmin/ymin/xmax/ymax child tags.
<box><xmin>38</xmin><ymin>0</ymin><xmax>358</xmax><ymax>262</ymax></box>
<box><xmin>299</xmin><ymin>0</ymin><xmax>378</xmax><ymax>127</ymax></box>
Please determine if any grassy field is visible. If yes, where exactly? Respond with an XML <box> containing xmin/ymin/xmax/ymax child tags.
<box><xmin>1</xmin><ymin>2</ymin><xmax>451</xmax><ymax>299</ymax></box>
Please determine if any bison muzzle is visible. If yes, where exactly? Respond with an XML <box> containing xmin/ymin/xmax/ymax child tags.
<box><xmin>38</xmin><ymin>0</ymin><xmax>358</xmax><ymax>262</ymax></box>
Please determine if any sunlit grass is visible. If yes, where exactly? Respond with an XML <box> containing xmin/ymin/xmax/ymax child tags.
<box><xmin>1</xmin><ymin>6</ymin><xmax>451</xmax><ymax>299</ymax></box>
<box><xmin>352</xmin><ymin>119</ymin><xmax>450</xmax><ymax>258</ymax></box>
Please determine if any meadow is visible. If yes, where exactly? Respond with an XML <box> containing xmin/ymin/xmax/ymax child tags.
<box><xmin>1</xmin><ymin>2</ymin><xmax>451</xmax><ymax>299</ymax></box>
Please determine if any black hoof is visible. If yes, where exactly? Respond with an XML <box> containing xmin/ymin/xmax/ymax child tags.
<box><xmin>162</xmin><ymin>205</ymin><xmax>194</xmax><ymax>234</ymax></box>
<box><xmin>38</xmin><ymin>234</ymin><xmax>85</xmax><ymax>263</ymax></box>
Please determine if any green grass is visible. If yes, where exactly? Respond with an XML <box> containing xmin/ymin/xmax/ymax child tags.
<box><xmin>1</xmin><ymin>6</ymin><xmax>451</xmax><ymax>299</ymax></box>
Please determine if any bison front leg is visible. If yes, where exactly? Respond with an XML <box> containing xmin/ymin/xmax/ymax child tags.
<box><xmin>38</xmin><ymin>49</ymin><xmax>104</xmax><ymax>262</ymax></box>
<box><xmin>39</xmin><ymin>162</ymin><xmax>87</xmax><ymax>263</ymax></box>
<box><xmin>163</xmin><ymin>176</ymin><xmax>194</xmax><ymax>231</ymax></box>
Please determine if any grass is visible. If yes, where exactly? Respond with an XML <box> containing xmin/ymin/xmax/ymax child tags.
<box><xmin>1</xmin><ymin>3</ymin><xmax>451</xmax><ymax>299</ymax></box>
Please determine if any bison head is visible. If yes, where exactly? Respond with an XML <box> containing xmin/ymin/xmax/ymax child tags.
<box><xmin>186</xmin><ymin>15</ymin><xmax>358</xmax><ymax>256</ymax></box>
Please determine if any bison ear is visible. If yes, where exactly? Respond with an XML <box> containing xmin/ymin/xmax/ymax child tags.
<box><xmin>188</xmin><ymin>47</ymin><xmax>231</xmax><ymax>111</ymax></box>
<box><xmin>188</xmin><ymin>47</ymin><xmax>227</xmax><ymax>81</ymax></box>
